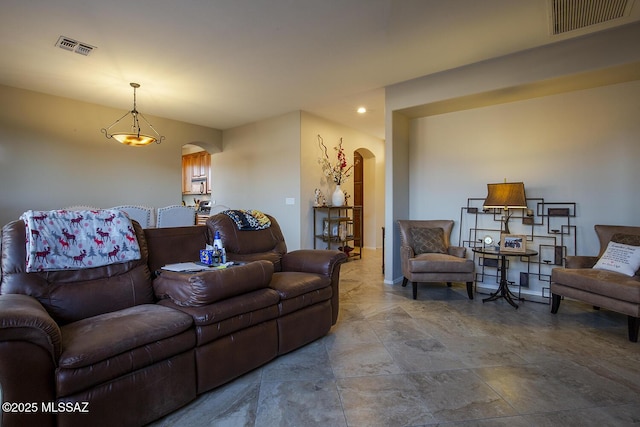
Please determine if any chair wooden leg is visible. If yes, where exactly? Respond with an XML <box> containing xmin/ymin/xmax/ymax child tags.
<box><xmin>628</xmin><ymin>316</ymin><xmax>640</xmax><ymax>342</ymax></box>
<box><xmin>466</xmin><ymin>282</ymin><xmax>473</xmax><ymax>300</ymax></box>
<box><xmin>402</xmin><ymin>277</ymin><xmax>408</xmax><ymax>287</ymax></box>
<box><xmin>551</xmin><ymin>293</ymin><xmax>561</xmax><ymax>313</ymax></box>
<box><xmin>412</xmin><ymin>282</ymin><xmax>418</xmax><ymax>300</ymax></box>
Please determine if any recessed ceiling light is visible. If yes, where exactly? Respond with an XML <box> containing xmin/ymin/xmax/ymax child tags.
<box><xmin>357</xmin><ymin>107</ymin><xmax>367</xmax><ymax>114</ymax></box>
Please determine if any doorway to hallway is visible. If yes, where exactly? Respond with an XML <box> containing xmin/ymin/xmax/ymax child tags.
<box><xmin>353</xmin><ymin>151</ymin><xmax>363</xmax><ymax>249</ymax></box>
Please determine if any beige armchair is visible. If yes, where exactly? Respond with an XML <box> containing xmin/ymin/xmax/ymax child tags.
<box><xmin>397</xmin><ymin>220</ymin><xmax>474</xmax><ymax>300</ymax></box>
<box><xmin>551</xmin><ymin>225</ymin><xmax>640</xmax><ymax>342</ymax></box>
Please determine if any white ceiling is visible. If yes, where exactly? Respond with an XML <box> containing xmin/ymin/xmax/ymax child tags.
<box><xmin>1</xmin><ymin>0</ymin><xmax>638</xmax><ymax>140</ymax></box>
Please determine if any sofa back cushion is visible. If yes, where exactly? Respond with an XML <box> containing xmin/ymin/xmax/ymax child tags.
<box><xmin>206</xmin><ymin>213</ymin><xmax>287</xmax><ymax>270</ymax></box>
<box><xmin>144</xmin><ymin>225</ymin><xmax>209</xmax><ymax>275</ymax></box>
<box><xmin>1</xmin><ymin>219</ymin><xmax>154</xmax><ymax>325</ymax></box>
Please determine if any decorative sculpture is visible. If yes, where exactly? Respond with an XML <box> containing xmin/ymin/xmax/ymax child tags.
<box><xmin>343</xmin><ymin>191</ymin><xmax>351</xmax><ymax>206</ymax></box>
<box><xmin>314</xmin><ymin>188</ymin><xmax>326</xmax><ymax>207</ymax></box>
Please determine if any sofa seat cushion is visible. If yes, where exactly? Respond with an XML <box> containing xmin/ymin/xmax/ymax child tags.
<box><xmin>154</xmin><ymin>260</ymin><xmax>274</xmax><ymax>307</ymax></box>
<box><xmin>59</xmin><ymin>304</ymin><xmax>193</xmax><ymax>369</ymax></box>
<box><xmin>409</xmin><ymin>253</ymin><xmax>474</xmax><ymax>273</ymax></box>
<box><xmin>159</xmin><ymin>288</ymin><xmax>280</xmax><ymax>345</ymax></box>
<box><xmin>552</xmin><ymin>268</ymin><xmax>640</xmax><ymax>303</ymax></box>
<box><xmin>57</xmin><ymin>304</ymin><xmax>194</xmax><ymax>396</ymax></box>
<box><xmin>269</xmin><ymin>272</ymin><xmax>332</xmax><ymax>316</ymax></box>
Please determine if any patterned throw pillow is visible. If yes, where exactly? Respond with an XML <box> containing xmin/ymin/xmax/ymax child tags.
<box><xmin>409</xmin><ymin>227</ymin><xmax>446</xmax><ymax>254</ymax></box>
<box><xmin>611</xmin><ymin>233</ymin><xmax>640</xmax><ymax>247</ymax></box>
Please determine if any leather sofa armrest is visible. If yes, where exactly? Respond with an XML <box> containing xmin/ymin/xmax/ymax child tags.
<box><xmin>565</xmin><ymin>255</ymin><xmax>599</xmax><ymax>269</ymax></box>
<box><xmin>448</xmin><ymin>245</ymin><xmax>467</xmax><ymax>258</ymax></box>
<box><xmin>0</xmin><ymin>294</ymin><xmax>61</xmax><ymax>361</ymax></box>
<box><xmin>282</xmin><ymin>249</ymin><xmax>347</xmax><ymax>327</ymax></box>
<box><xmin>281</xmin><ymin>249</ymin><xmax>347</xmax><ymax>276</ymax></box>
<box><xmin>153</xmin><ymin>260</ymin><xmax>274</xmax><ymax>306</ymax></box>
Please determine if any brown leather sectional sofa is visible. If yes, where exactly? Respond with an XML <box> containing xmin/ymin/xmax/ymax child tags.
<box><xmin>0</xmin><ymin>215</ymin><xmax>346</xmax><ymax>427</ymax></box>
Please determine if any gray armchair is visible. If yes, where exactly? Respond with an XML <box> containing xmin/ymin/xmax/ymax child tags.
<box><xmin>397</xmin><ymin>219</ymin><xmax>474</xmax><ymax>300</ymax></box>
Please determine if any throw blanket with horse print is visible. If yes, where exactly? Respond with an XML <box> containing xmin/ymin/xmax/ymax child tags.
<box><xmin>20</xmin><ymin>209</ymin><xmax>141</xmax><ymax>272</ymax></box>
<box><xmin>222</xmin><ymin>209</ymin><xmax>271</xmax><ymax>230</ymax></box>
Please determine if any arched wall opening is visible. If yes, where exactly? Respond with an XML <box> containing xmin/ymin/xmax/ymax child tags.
<box><xmin>181</xmin><ymin>142</ymin><xmax>218</xmax><ymax>208</ymax></box>
<box><xmin>355</xmin><ymin>146</ymin><xmax>382</xmax><ymax>250</ymax></box>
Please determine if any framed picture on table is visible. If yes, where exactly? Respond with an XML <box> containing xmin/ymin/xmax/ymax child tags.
<box><xmin>500</xmin><ymin>234</ymin><xmax>526</xmax><ymax>253</ymax></box>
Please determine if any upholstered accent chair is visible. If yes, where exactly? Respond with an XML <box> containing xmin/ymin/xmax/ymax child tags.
<box><xmin>112</xmin><ymin>205</ymin><xmax>154</xmax><ymax>228</ymax></box>
<box><xmin>397</xmin><ymin>219</ymin><xmax>474</xmax><ymax>300</ymax></box>
<box><xmin>156</xmin><ymin>205</ymin><xmax>196</xmax><ymax>228</ymax></box>
<box><xmin>551</xmin><ymin>225</ymin><xmax>640</xmax><ymax>342</ymax></box>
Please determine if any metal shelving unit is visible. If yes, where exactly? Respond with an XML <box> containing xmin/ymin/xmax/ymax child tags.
<box><xmin>313</xmin><ymin>206</ymin><xmax>362</xmax><ymax>259</ymax></box>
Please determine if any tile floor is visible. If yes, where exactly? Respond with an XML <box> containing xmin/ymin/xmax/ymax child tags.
<box><xmin>151</xmin><ymin>249</ymin><xmax>640</xmax><ymax>426</ymax></box>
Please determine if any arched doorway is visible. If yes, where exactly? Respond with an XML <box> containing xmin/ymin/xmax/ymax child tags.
<box><xmin>353</xmin><ymin>151</ymin><xmax>363</xmax><ymax>248</ymax></box>
<box><xmin>352</xmin><ymin>147</ymin><xmax>379</xmax><ymax>253</ymax></box>
<box><xmin>181</xmin><ymin>143</ymin><xmax>216</xmax><ymax>212</ymax></box>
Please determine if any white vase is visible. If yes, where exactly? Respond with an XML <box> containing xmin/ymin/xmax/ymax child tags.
<box><xmin>332</xmin><ymin>184</ymin><xmax>345</xmax><ymax>207</ymax></box>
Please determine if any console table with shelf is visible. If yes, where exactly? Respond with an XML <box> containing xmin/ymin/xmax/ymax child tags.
<box><xmin>313</xmin><ymin>206</ymin><xmax>362</xmax><ymax>259</ymax></box>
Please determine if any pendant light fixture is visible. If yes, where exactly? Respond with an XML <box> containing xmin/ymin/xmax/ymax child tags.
<box><xmin>101</xmin><ymin>82</ymin><xmax>165</xmax><ymax>146</ymax></box>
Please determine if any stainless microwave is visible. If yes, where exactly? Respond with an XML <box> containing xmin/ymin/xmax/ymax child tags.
<box><xmin>191</xmin><ymin>177</ymin><xmax>207</xmax><ymax>194</ymax></box>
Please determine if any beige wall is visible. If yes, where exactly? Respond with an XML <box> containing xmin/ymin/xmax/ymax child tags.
<box><xmin>409</xmin><ymin>81</ymin><xmax>640</xmax><ymax>236</ymax></box>
<box><xmin>0</xmin><ymin>85</ymin><xmax>221</xmax><ymax>226</ymax></box>
<box><xmin>385</xmin><ymin>22</ymin><xmax>640</xmax><ymax>284</ymax></box>
<box><xmin>0</xmin><ymin>86</ymin><xmax>384</xmax><ymax>254</ymax></box>
<box><xmin>211</xmin><ymin>111</ymin><xmax>302</xmax><ymax>248</ymax></box>
<box><xmin>409</xmin><ymin>80</ymin><xmax>640</xmax><ymax>298</ymax></box>
<box><xmin>301</xmin><ymin>112</ymin><xmax>385</xmax><ymax>250</ymax></box>
<box><xmin>210</xmin><ymin>110</ymin><xmax>384</xmax><ymax>251</ymax></box>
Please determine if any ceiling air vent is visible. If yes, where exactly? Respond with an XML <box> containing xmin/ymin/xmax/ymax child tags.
<box><xmin>55</xmin><ymin>36</ymin><xmax>96</xmax><ymax>56</ymax></box>
<box><xmin>549</xmin><ymin>0</ymin><xmax>635</xmax><ymax>34</ymax></box>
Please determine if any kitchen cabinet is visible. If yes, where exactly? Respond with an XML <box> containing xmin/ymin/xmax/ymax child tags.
<box><xmin>182</xmin><ymin>151</ymin><xmax>211</xmax><ymax>194</ymax></box>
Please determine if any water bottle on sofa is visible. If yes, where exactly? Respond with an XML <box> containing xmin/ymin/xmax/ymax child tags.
<box><xmin>213</xmin><ymin>231</ymin><xmax>223</xmax><ymax>250</ymax></box>
<box><xmin>213</xmin><ymin>231</ymin><xmax>226</xmax><ymax>263</ymax></box>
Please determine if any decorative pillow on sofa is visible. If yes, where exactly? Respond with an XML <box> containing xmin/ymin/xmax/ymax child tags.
<box><xmin>409</xmin><ymin>227</ymin><xmax>446</xmax><ymax>254</ymax></box>
<box><xmin>593</xmin><ymin>241</ymin><xmax>640</xmax><ymax>277</ymax></box>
